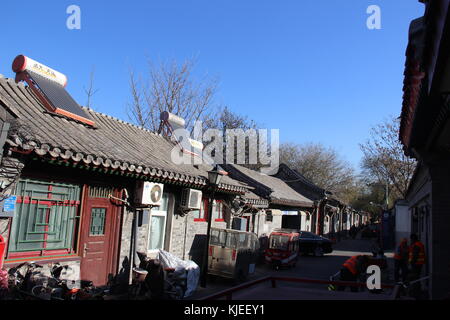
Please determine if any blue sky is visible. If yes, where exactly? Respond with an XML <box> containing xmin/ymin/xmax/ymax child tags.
<box><xmin>0</xmin><ymin>1</ymin><xmax>424</xmax><ymax>169</ymax></box>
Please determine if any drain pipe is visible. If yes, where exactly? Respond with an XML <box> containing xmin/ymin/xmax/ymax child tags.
<box><xmin>182</xmin><ymin>213</ymin><xmax>189</xmax><ymax>260</ymax></box>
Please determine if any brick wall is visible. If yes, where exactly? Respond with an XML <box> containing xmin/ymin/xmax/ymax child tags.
<box><xmin>118</xmin><ymin>198</ymin><xmax>228</xmax><ymax>269</ymax></box>
<box><xmin>168</xmin><ymin>213</ymin><xmax>225</xmax><ymax>265</ymax></box>
<box><xmin>118</xmin><ymin>209</ymin><xmax>133</xmax><ymax>271</ymax></box>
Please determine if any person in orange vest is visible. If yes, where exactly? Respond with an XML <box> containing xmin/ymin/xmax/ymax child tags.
<box><xmin>394</xmin><ymin>238</ymin><xmax>409</xmax><ymax>283</ymax></box>
<box><xmin>337</xmin><ymin>255</ymin><xmax>370</xmax><ymax>292</ymax></box>
<box><xmin>408</xmin><ymin>234</ymin><xmax>426</xmax><ymax>277</ymax></box>
<box><xmin>408</xmin><ymin>234</ymin><xmax>426</xmax><ymax>297</ymax></box>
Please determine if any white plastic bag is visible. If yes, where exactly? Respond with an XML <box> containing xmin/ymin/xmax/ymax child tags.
<box><xmin>157</xmin><ymin>250</ymin><xmax>200</xmax><ymax>298</ymax></box>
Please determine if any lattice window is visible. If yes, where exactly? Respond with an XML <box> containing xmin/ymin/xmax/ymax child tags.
<box><xmin>90</xmin><ymin>208</ymin><xmax>106</xmax><ymax>236</ymax></box>
<box><xmin>8</xmin><ymin>179</ymin><xmax>81</xmax><ymax>258</ymax></box>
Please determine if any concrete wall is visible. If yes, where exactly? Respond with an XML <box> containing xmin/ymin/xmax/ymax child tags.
<box><xmin>300</xmin><ymin>212</ymin><xmax>312</xmax><ymax>232</ymax></box>
<box><xmin>253</xmin><ymin>210</ymin><xmax>282</xmax><ymax>238</ymax></box>
<box><xmin>394</xmin><ymin>201</ymin><xmax>411</xmax><ymax>247</ymax></box>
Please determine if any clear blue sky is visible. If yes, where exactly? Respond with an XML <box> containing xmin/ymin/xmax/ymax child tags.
<box><xmin>0</xmin><ymin>0</ymin><xmax>424</xmax><ymax>169</ymax></box>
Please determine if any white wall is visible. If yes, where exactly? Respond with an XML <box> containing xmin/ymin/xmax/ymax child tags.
<box><xmin>394</xmin><ymin>202</ymin><xmax>411</xmax><ymax>247</ymax></box>
<box><xmin>254</xmin><ymin>209</ymin><xmax>282</xmax><ymax>238</ymax></box>
<box><xmin>300</xmin><ymin>212</ymin><xmax>311</xmax><ymax>232</ymax></box>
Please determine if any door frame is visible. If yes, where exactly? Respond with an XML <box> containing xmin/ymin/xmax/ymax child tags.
<box><xmin>78</xmin><ymin>185</ymin><xmax>123</xmax><ymax>282</ymax></box>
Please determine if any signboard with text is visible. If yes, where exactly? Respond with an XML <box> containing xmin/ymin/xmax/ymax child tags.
<box><xmin>0</xmin><ymin>195</ymin><xmax>16</xmax><ymax>218</ymax></box>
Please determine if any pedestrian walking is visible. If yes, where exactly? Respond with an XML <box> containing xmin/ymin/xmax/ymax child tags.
<box><xmin>337</xmin><ymin>255</ymin><xmax>370</xmax><ymax>292</ymax></box>
<box><xmin>394</xmin><ymin>238</ymin><xmax>409</xmax><ymax>283</ymax></box>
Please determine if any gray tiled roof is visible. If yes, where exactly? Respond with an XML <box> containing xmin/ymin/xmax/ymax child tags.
<box><xmin>0</xmin><ymin>75</ymin><xmax>248</xmax><ymax>193</ymax></box>
<box><xmin>243</xmin><ymin>191</ymin><xmax>269</xmax><ymax>208</ymax></box>
<box><xmin>224</xmin><ymin>164</ymin><xmax>314</xmax><ymax>208</ymax></box>
<box><xmin>273</xmin><ymin>163</ymin><xmax>326</xmax><ymax>201</ymax></box>
<box><xmin>274</xmin><ymin>164</ymin><xmax>345</xmax><ymax>205</ymax></box>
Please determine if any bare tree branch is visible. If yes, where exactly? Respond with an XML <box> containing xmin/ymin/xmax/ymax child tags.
<box><xmin>359</xmin><ymin>116</ymin><xmax>417</xmax><ymax>200</ymax></box>
<box><xmin>280</xmin><ymin>142</ymin><xmax>359</xmax><ymax>203</ymax></box>
<box><xmin>84</xmin><ymin>67</ymin><xmax>99</xmax><ymax>109</ymax></box>
<box><xmin>127</xmin><ymin>57</ymin><xmax>219</xmax><ymax>133</ymax></box>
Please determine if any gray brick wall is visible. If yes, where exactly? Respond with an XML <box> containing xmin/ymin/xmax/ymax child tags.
<box><xmin>118</xmin><ymin>209</ymin><xmax>133</xmax><ymax>270</ymax></box>
<box><xmin>169</xmin><ymin>212</ymin><xmax>226</xmax><ymax>266</ymax></box>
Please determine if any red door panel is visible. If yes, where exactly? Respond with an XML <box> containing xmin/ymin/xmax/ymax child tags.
<box><xmin>79</xmin><ymin>187</ymin><xmax>121</xmax><ymax>286</ymax></box>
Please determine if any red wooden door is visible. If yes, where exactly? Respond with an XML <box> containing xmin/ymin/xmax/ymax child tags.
<box><xmin>79</xmin><ymin>186</ymin><xmax>121</xmax><ymax>285</ymax></box>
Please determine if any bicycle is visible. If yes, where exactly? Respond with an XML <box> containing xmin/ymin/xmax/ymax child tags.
<box><xmin>393</xmin><ymin>276</ymin><xmax>430</xmax><ymax>300</ymax></box>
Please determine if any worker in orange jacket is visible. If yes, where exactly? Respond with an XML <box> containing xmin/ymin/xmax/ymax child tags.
<box><xmin>408</xmin><ymin>233</ymin><xmax>426</xmax><ymax>297</ymax></box>
<box><xmin>337</xmin><ymin>255</ymin><xmax>370</xmax><ymax>292</ymax></box>
<box><xmin>394</xmin><ymin>238</ymin><xmax>409</xmax><ymax>283</ymax></box>
<box><xmin>408</xmin><ymin>234</ymin><xmax>426</xmax><ymax>277</ymax></box>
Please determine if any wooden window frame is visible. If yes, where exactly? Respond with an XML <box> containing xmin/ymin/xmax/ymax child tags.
<box><xmin>193</xmin><ymin>198</ymin><xmax>209</xmax><ymax>222</ymax></box>
<box><xmin>193</xmin><ymin>199</ymin><xmax>225</xmax><ymax>222</ymax></box>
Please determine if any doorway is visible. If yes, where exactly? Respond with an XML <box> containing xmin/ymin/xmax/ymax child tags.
<box><xmin>79</xmin><ymin>186</ymin><xmax>122</xmax><ymax>285</ymax></box>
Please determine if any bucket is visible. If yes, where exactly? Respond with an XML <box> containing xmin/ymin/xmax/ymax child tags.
<box><xmin>132</xmin><ymin>268</ymin><xmax>148</xmax><ymax>282</ymax></box>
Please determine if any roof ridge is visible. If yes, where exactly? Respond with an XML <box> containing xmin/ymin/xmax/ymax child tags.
<box><xmin>280</xmin><ymin>163</ymin><xmax>324</xmax><ymax>190</ymax></box>
<box><xmin>81</xmin><ymin>106</ymin><xmax>163</xmax><ymax>137</ymax></box>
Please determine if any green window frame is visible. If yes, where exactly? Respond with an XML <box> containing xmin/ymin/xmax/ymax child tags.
<box><xmin>7</xmin><ymin>179</ymin><xmax>81</xmax><ymax>259</ymax></box>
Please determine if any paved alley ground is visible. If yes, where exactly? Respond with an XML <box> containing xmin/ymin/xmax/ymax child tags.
<box><xmin>189</xmin><ymin>234</ymin><xmax>395</xmax><ymax>300</ymax></box>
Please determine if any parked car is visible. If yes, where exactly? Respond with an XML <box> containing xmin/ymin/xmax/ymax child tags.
<box><xmin>298</xmin><ymin>231</ymin><xmax>333</xmax><ymax>256</ymax></box>
<box><xmin>361</xmin><ymin>224</ymin><xmax>379</xmax><ymax>239</ymax></box>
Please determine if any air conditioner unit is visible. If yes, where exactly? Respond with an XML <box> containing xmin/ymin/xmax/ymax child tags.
<box><xmin>134</xmin><ymin>182</ymin><xmax>164</xmax><ymax>206</ymax></box>
<box><xmin>180</xmin><ymin>189</ymin><xmax>202</xmax><ymax>210</ymax></box>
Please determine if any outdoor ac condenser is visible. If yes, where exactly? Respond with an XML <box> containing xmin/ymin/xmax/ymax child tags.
<box><xmin>180</xmin><ymin>189</ymin><xmax>202</xmax><ymax>210</ymax></box>
<box><xmin>134</xmin><ymin>181</ymin><xmax>164</xmax><ymax>206</ymax></box>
